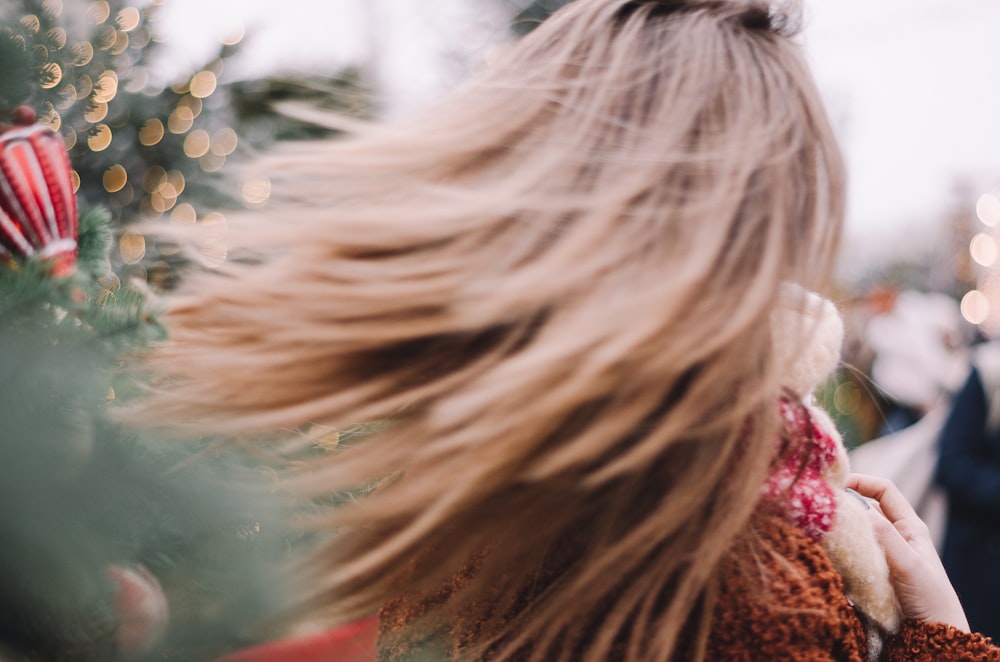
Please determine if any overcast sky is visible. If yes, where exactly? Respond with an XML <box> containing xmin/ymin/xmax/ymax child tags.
<box><xmin>152</xmin><ymin>0</ymin><xmax>1000</xmax><ymax>250</ymax></box>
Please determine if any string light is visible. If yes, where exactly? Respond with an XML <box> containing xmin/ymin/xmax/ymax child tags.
<box><xmin>220</xmin><ymin>22</ymin><xmax>245</xmax><ymax>46</ymax></box>
<box><xmin>189</xmin><ymin>71</ymin><xmax>217</xmax><ymax>99</ymax></box>
<box><xmin>977</xmin><ymin>193</ymin><xmax>1000</xmax><ymax>227</ymax></box>
<box><xmin>40</xmin><ymin>63</ymin><xmax>62</xmax><ymax>88</ymax></box>
<box><xmin>93</xmin><ymin>70</ymin><xmax>118</xmax><ymax>103</ymax></box>
<box><xmin>183</xmin><ymin>129</ymin><xmax>210</xmax><ymax>158</ymax></box>
<box><xmin>84</xmin><ymin>101</ymin><xmax>109</xmax><ymax>123</ymax></box>
<box><xmin>47</xmin><ymin>27</ymin><xmax>68</xmax><ymax>49</ymax></box>
<box><xmin>8</xmin><ymin>1</ymin><xmax>247</xmax><ymax>287</ymax></box>
<box><xmin>199</xmin><ymin>153</ymin><xmax>226</xmax><ymax>172</ymax></box>
<box><xmin>242</xmin><ymin>178</ymin><xmax>271</xmax><ymax>208</ymax></box>
<box><xmin>103</xmin><ymin>164</ymin><xmax>128</xmax><ymax>193</ymax></box>
<box><xmin>142</xmin><ymin>166</ymin><xmax>166</xmax><ymax>193</ymax></box>
<box><xmin>211</xmin><ymin>127</ymin><xmax>238</xmax><ymax>156</ymax></box>
<box><xmin>167</xmin><ymin>105</ymin><xmax>194</xmax><ymax>134</ymax></box>
<box><xmin>74</xmin><ymin>42</ymin><xmax>95</xmax><ymax>66</ymax></box>
<box><xmin>177</xmin><ymin>95</ymin><xmax>203</xmax><ymax>117</ymax></box>
<box><xmin>42</xmin><ymin>0</ymin><xmax>64</xmax><ymax>18</ymax></box>
<box><xmin>833</xmin><ymin>381</ymin><xmax>861</xmax><ymax>416</ymax></box>
<box><xmin>961</xmin><ymin>290</ymin><xmax>990</xmax><ymax>326</ymax></box>
<box><xmin>87</xmin><ymin>124</ymin><xmax>113</xmax><ymax>151</ymax></box>
<box><xmin>171</xmin><ymin>203</ymin><xmax>197</xmax><ymax>224</ymax></box>
<box><xmin>117</xmin><ymin>7</ymin><xmax>141</xmax><ymax>32</ymax></box>
<box><xmin>118</xmin><ymin>231</ymin><xmax>146</xmax><ymax>264</ymax></box>
<box><xmin>138</xmin><ymin>118</ymin><xmax>164</xmax><ymax>146</ymax></box>
<box><xmin>20</xmin><ymin>15</ymin><xmax>41</xmax><ymax>34</ymax></box>
<box><xmin>971</xmin><ymin>233</ymin><xmax>999</xmax><ymax>268</ymax></box>
<box><xmin>88</xmin><ymin>1</ymin><xmax>111</xmax><ymax>25</ymax></box>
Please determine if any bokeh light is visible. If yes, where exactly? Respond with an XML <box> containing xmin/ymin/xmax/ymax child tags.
<box><xmin>20</xmin><ymin>14</ymin><xmax>41</xmax><ymax>34</ymax></box>
<box><xmin>89</xmin><ymin>1</ymin><xmax>111</xmax><ymax>25</ymax></box>
<box><xmin>111</xmin><ymin>31</ymin><xmax>130</xmax><ymax>55</ymax></box>
<box><xmin>87</xmin><ymin>124</ymin><xmax>112</xmax><ymax>151</ymax></box>
<box><xmin>199</xmin><ymin>153</ymin><xmax>226</xmax><ymax>172</ymax></box>
<box><xmin>76</xmin><ymin>74</ymin><xmax>93</xmax><ymax>97</ymax></box>
<box><xmin>118</xmin><ymin>231</ymin><xmax>146</xmax><ymax>264</ymax></box>
<box><xmin>242</xmin><ymin>178</ymin><xmax>272</xmax><ymax>208</ymax></box>
<box><xmin>220</xmin><ymin>21</ymin><xmax>245</xmax><ymax>46</ymax></box>
<box><xmin>177</xmin><ymin>94</ymin><xmax>203</xmax><ymax>118</ymax></box>
<box><xmin>977</xmin><ymin>193</ymin><xmax>1000</xmax><ymax>227</ymax></box>
<box><xmin>103</xmin><ymin>164</ymin><xmax>128</xmax><ymax>193</ymax></box>
<box><xmin>95</xmin><ymin>25</ymin><xmax>117</xmax><ymax>50</ymax></box>
<box><xmin>171</xmin><ymin>202</ymin><xmax>197</xmax><ymax>224</ymax></box>
<box><xmin>40</xmin><ymin>63</ymin><xmax>62</xmax><ymax>89</ymax></box>
<box><xmin>142</xmin><ymin>165</ymin><xmax>167</xmax><ymax>193</ymax></box>
<box><xmin>138</xmin><ymin>118</ymin><xmax>164</xmax><ymax>146</ymax></box>
<box><xmin>189</xmin><ymin>71</ymin><xmax>217</xmax><ymax>99</ymax></box>
<box><xmin>833</xmin><ymin>381</ymin><xmax>861</xmax><ymax>416</ymax></box>
<box><xmin>971</xmin><ymin>233</ymin><xmax>999</xmax><ymax>268</ymax></box>
<box><xmin>83</xmin><ymin>101</ymin><xmax>108</xmax><ymax>122</ymax></box>
<box><xmin>74</xmin><ymin>41</ymin><xmax>95</xmax><ymax>66</ymax></box>
<box><xmin>93</xmin><ymin>70</ymin><xmax>118</xmax><ymax>103</ymax></box>
<box><xmin>42</xmin><ymin>0</ymin><xmax>64</xmax><ymax>18</ymax></box>
<box><xmin>211</xmin><ymin>127</ymin><xmax>238</xmax><ymax>156</ymax></box>
<box><xmin>167</xmin><ymin>105</ymin><xmax>194</xmax><ymax>134</ymax></box>
<box><xmin>166</xmin><ymin>170</ymin><xmax>186</xmax><ymax>195</ymax></box>
<box><xmin>117</xmin><ymin>7</ymin><xmax>141</xmax><ymax>32</ymax></box>
<box><xmin>183</xmin><ymin>129</ymin><xmax>211</xmax><ymax>158</ymax></box>
<box><xmin>961</xmin><ymin>290</ymin><xmax>990</xmax><ymax>325</ymax></box>
<box><xmin>198</xmin><ymin>211</ymin><xmax>229</xmax><ymax>268</ymax></box>
<box><xmin>47</xmin><ymin>26</ymin><xmax>67</xmax><ymax>48</ymax></box>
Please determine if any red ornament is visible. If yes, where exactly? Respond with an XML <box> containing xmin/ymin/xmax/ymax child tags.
<box><xmin>0</xmin><ymin>124</ymin><xmax>78</xmax><ymax>276</ymax></box>
<box><xmin>9</xmin><ymin>105</ymin><xmax>37</xmax><ymax>126</ymax></box>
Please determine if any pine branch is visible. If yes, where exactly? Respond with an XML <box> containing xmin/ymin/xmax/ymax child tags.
<box><xmin>77</xmin><ymin>207</ymin><xmax>114</xmax><ymax>279</ymax></box>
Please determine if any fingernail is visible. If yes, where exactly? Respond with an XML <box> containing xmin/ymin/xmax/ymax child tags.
<box><xmin>844</xmin><ymin>487</ymin><xmax>870</xmax><ymax>510</ymax></box>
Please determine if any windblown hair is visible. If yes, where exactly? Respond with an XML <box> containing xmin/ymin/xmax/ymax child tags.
<box><xmin>139</xmin><ymin>0</ymin><xmax>845</xmax><ymax>659</ymax></box>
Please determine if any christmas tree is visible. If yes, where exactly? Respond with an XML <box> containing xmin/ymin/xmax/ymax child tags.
<box><xmin>507</xmin><ymin>0</ymin><xmax>574</xmax><ymax>35</ymax></box>
<box><xmin>0</xmin><ymin>3</ymin><xmax>301</xmax><ymax>659</ymax></box>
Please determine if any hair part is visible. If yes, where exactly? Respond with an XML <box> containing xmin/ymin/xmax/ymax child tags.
<box><xmin>136</xmin><ymin>0</ymin><xmax>844</xmax><ymax>659</ymax></box>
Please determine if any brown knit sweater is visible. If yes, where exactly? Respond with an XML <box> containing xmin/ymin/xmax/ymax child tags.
<box><xmin>379</xmin><ymin>514</ymin><xmax>999</xmax><ymax>661</ymax></box>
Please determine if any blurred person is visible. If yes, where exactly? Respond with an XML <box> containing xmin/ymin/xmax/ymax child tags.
<box><xmin>850</xmin><ymin>291</ymin><xmax>971</xmax><ymax>551</ymax></box>
<box><xmin>135</xmin><ymin>0</ymin><xmax>998</xmax><ymax>660</ymax></box>
<box><xmin>866</xmin><ymin>290</ymin><xmax>970</xmax><ymax>436</ymax></box>
<box><xmin>936</xmin><ymin>339</ymin><xmax>1000</xmax><ymax>641</ymax></box>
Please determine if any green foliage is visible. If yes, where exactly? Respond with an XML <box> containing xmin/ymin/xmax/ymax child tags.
<box><xmin>509</xmin><ymin>0</ymin><xmax>575</xmax><ymax>35</ymax></box>
<box><xmin>0</xmin><ymin>207</ymin><xmax>163</xmax><ymax>354</ymax></box>
<box><xmin>229</xmin><ymin>68</ymin><xmax>373</xmax><ymax>147</ymax></box>
<box><xmin>0</xmin><ymin>207</ymin><xmax>299</xmax><ymax>659</ymax></box>
<box><xmin>0</xmin><ymin>1</ymin><xmax>243</xmax><ymax>291</ymax></box>
<box><xmin>0</xmin><ymin>29</ymin><xmax>34</xmax><ymax>108</ymax></box>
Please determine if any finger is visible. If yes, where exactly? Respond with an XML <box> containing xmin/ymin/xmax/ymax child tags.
<box><xmin>846</xmin><ymin>473</ymin><xmax>920</xmax><ymax>526</ymax></box>
<box><xmin>847</xmin><ymin>473</ymin><xmax>937</xmax><ymax>556</ymax></box>
<box><xmin>864</xmin><ymin>506</ymin><xmax>921</xmax><ymax>577</ymax></box>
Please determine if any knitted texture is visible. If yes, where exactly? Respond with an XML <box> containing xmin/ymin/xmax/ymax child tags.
<box><xmin>886</xmin><ymin>621</ymin><xmax>998</xmax><ymax>662</ymax></box>
<box><xmin>379</xmin><ymin>514</ymin><xmax>1000</xmax><ymax>660</ymax></box>
<box><xmin>760</xmin><ymin>398</ymin><xmax>842</xmax><ymax>541</ymax></box>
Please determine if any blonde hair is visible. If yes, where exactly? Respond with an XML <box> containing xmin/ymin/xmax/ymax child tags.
<box><xmin>142</xmin><ymin>0</ymin><xmax>844</xmax><ymax>659</ymax></box>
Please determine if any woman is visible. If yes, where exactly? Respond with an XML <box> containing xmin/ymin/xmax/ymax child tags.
<box><xmin>142</xmin><ymin>0</ymin><xmax>997</xmax><ymax>659</ymax></box>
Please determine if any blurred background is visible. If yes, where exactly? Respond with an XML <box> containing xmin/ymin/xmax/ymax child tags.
<box><xmin>3</xmin><ymin>0</ymin><xmax>999</xmax><ymax>447</ymax></box>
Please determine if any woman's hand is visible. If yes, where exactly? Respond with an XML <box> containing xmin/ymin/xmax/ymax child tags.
<box><xmin>846</xmin><ymin>473</ymin><xmax>970</xmax><ymax>633</ymax></box>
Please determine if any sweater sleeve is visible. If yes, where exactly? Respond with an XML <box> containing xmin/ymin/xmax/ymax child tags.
<box><xmin>885</xmin><ymin>620</ymin><xmax>998</xmax><ymax>661</ymax></box>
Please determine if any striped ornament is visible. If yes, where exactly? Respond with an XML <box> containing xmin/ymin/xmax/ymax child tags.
<box><xmin>0</xmin><ymin>124</ymin><xmax>78</xmax><ymax>276</ymax></box>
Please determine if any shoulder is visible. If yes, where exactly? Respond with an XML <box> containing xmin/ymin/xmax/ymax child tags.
<box><xmin>708</xmin><ymin>513</ymin><xmax>869</xmax><ymax>661</ymax></box>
